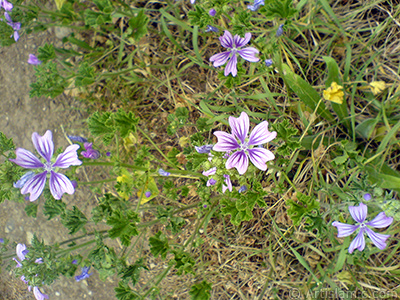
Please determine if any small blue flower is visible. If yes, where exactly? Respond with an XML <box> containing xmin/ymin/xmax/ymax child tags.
<box><xmin>205</xmin><ymin>25</ymin><xmax>219</xmax><ymax>33</ymax></box>
<box><xmin>195</xmin><ymin>144</ymin><xmax>214</xmax><ymax>154</ymax></box>
<box><xmin>158</xmin><ymin>169</ymin><xmax>171</xmax><ymax>176</ymax></box>
<box><xmin>265</xmin><ymin>59</ymin><xmax>273</xmax><ymax>67</ymax></box>
<box><xmin>238</xmin><ymin>185</ymin><xmax>247</xmax><ymax>193</ymax></box>
<box><xmin>363</xmin><ymin>193</ymin><xmax>372</xmax><ymax>201</ymax></box>
<box><xmin>75</xmin><ymin>266</ymin><xmax>92</xmax><ymax>282</ymax></box>
<box><xmin>0</xmin><ymin>238</ymin><xmax>4</xmax><ymax>243</ymax></box>
<box><xmin>68</xmin><ymin>135</ymin><xmax>88</xmax><ymax>143</ymax></box>
<box><xmin>276</xmin><ymin>24</ymin><xmax>284</xmax><ymax>37</ymax></box>
<box><xmin>209</xmin><ymin>9</ymin><xmax>216</xmax><ymax>17</ymax></box>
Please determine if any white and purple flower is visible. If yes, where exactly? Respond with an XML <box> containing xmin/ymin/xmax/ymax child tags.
<box><xmin>332</xmin><ymin>203</ymin><xmax>393</xmax><ymax>253</ymax></box>
<box><xmin>209</xmin><ymin>31</ymin><xmax>259</xmax><ymax>77</ymax></box>
<box><xmin>33</xmin><ymin>287</ymin><xmax>49</xmax><ymax>300</ymax></box>
<box><xmin>213</xmin><ymin>112</ymin><xmax>276</xmax><ymax>175</ymax></box>
<box><xmin>75</xmin><ymin>266</ymin><xmax>92</xmax><ymax>282</ymax></box>
<box><xmin>81</xmin><ymin>142</ymin><xmax>100</xmax><ymax>159</ymax></box>
<box><xmin>0</xmin><ymin>0</ymin><xmax>13</xmax><ymax>11</ymax></box>
<box><xmin>247</xmin><ymin>0</ymin><xmax>264</xmax><ymax>11</ymax></box>
<box><xmin>10</xmin><ymin>130</ymin><xmax>82</xmax><ymax>201</ymax></box>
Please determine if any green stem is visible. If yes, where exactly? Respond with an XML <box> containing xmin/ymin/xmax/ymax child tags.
<box><xmin>78</xmin><ymin>178</ymin><xmax>116</xmax><ymax>185</ymax></box>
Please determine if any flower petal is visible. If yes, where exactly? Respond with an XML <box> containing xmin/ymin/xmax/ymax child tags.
<box><xmin>366</xmin><ymin>212</ymin><xmax>393</xmax><ymax>228</ymax></box>
<box><xmin>348</xmin><ymin>202</ymin><xmax>367</xmax><ymax>223</ymax></box>
<box><xmin>53</xmin><ymin>144</ymin><xmax>82</xmax><ymax>168</ymax></box>
<box><xmin>234</xmin><ymin>32</ymin><xmax>251</xmax><ymax>48</ymax></box>
<box><xmin>248</xmin><ymin>121</ymin><xmax>277</xmax><ymax>146</ymax></box>
<box><xmin>226</xmin><ymin>150</ymin><xmax>249</xmax><ymax>175</ymax></box>
<box><xmin>32</xmin><ymin>130</ymin><xmax>54</xmax><ymax>163</ymax></box>
<box><xmin>229</xmin><ymin>112</ymin><xmax>249</xmax><ymax>144</ymax></box>
<box><xmin>33</xmin><ymin>287</ymin><xmax>49</xmax><ymax>300</ymax></box>
<box><xmin>219</xmin><ymin>30</ymin><xmax>234</xmax><ymax>49</ymax></box>
<box><xmin>203</xmin><ymin>167</ymin><xmax>217</xmax><ymax>176</ymax></box>
<box><xmin>9</xmin><ymin>148</ymin><xmax>44</xmax><ymax>169</ymax></box>
<box><xmin>237</xmin><ymin>47</ymin><xmax>259</xmax><ymax>62</ymax></box>
<box><xmin>213</xmin><ymin>131</ymin><xmax>239</xmax><ymax>152</ymax></box>
<box><xmin>21</xmin><ymin>172</ymin><xmax>47</xmax><ymax>202</ymax></box>
<box><xmin>222</xmin><ymin>175</ymin><xmax>232</xmax><ymax>193</ymax></box>
<box><xmin>49</xmin><ymin>171</ymin><xmax>75</xmax><ymax>200</ymax></box>
<box><xmin>247</xmin><ymin>148</ymin><xmax>274</xmax><ymax>171</ymax></box>
<box><xmin>224</xmin><ymin>53</ymin><xmax>237</xmax><ymax>76</ymax></box>
<box><xmin>348</xmin><ymin>228</ymin><xmax>366</xmax><ymax>253</ymax></box>
<box><xmin>16</xmin><ymin>244</ymin><xmax>27</xmax><ymax>261</ymax></box>
<box><xmin>332</xmin><ymin>221</ymin><xmax>358</xmax><ymax>238</ymax></box>
<box><xmin>365</xmin><ymin>227</ymin><xmax>390</xmax><ymax>250</ymax></box>
<box><xmin>210</xmin><ymin>51</ymin><xmax>231</xmax><ymax>67</ymax></box>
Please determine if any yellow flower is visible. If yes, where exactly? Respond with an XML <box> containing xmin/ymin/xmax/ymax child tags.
<box><xmin>369</xmin><ymin>81</ymin><xmax>386</xmax><ymax>95</ymax></box>
<box><xmin>323</xmin><ymin>82</ymin><xmax>344</xmax><ymax>104</ymax></box>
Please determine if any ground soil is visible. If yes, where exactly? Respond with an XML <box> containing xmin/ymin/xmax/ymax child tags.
<box><xmin>0</xmin><ymin>28</ymin><xmax>118</xmax><ymax>300</ymax></box>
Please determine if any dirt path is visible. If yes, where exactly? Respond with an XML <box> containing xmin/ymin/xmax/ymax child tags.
<box><xmin>0</xmin><ymin>29</ymin><xmax>117</xmax><ymax>300</ymax></box>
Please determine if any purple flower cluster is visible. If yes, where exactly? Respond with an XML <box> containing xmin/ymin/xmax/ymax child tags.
<box><xmin>10</xmin><ymin>130</ymin><xmax>82</xmax><ymax>201</ymax></box>
<box><xmin>13</xmin><ymin>244</ymin><xmax>48</xmax><ymax>300</ymax></box>
<box><xmin>213</xmin><ymin>112</ymin><xmax>276</xmax><ymax>175</ymax></box>
<box><xmin>81</xmin><ymin>142</ymin><xmax>100</xmax><ymax>159</ymax></box>
<box><xmin>75</xmin><ymin>266</ymin><xmax>92</xmax><ymax>282</ymax></box>
<box><xmin>332</xmin><ymin>203</ymin><xmax>393</xmax><ymax>253</ymax></box>
<box><xmin>3</xmin><ymin>11</ymin><xmax>20</xmax><ymax>41</ymax></box>
<box><xmin>28</xmin><ymin>54</ymin><xmax>42</xmax><ymax>65</ymax></box>
<box><xmin>209</xmin><ymin>31</ymin><xmax>259</xmax><ymax>77</ymax></box>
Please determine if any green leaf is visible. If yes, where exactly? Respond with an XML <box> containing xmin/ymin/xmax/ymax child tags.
<box><xmin>114</xmin><ymin>109</ymin><xmax>139</xmax><ymax>139</ymax></box>
<box><xmin>286</xmin><ymin>192</ymin><xmax>320</xmax><ymax>226</ymax></box>
<box><xmin>355</xmin><ymin>118</ymin><xmax>379</xmax><ymax>139</ymax></box>
<box><xmin>264</xmin><ymin>0</ymin><xmax>297</xmax><ymax>19</ymax></box>
<box><xmin>115</xmin><ymin>281</ymin><xmax>140</xmax><ymax>300</ymax></box>
<box><xmin>149</xmin><ymin>231</ymin><xmax>169</xmax><ymax>259</ymax></box>
<box><xmin>196</xmin><ymin>118</ymin><xmax>213</xmax><ymax>132</ymax></box>
<box><xmin>37</xmin><ymin>43</ymin><xmax>56</xmax><ymax>61</ymax></box>
<box><xmin>75</xmin><ymin>62</ymin><xmax>95</xmax><ymax>87</ymax></box>
<box><xmin>25</xmin><ymin>202</ymin><xmax>38</xmax><ymax>218</ymax></box>
<box><xmin>128</xmin><ymin>9</ymin><xmax>149</xmax><ymax>41</ymax></box>
<box><xmin>61</xmin><ymin>206</ymin><xmax>88</xmax><ymax>234</ymax></box>
<box><xmin>171</xmin><ymin>250</ymin><xmax>195</xmax><ymax>275</ymax></box>
<box><xmin>188</xmin><ymin>5</ymin><xmax>211</xmax><ymax>28</ymax></box>
<box><xmin>190</xmin><ymin>280</ymin><xmax>212</xmax><ymax>300</ymax></box>
<box><xmin>107</xmin><ymin>210</ymin><xmax>140</xmax><ymax>246</ymax></box>
<box><xmin>0</xmin><ymin>132</ymin><xmax>15</xmax><ymax>154</ymax></box>
<box><xmin>43</xmin><ymin>197</ymin><xmax>67</xmax><ymax>220</ymax></box>
<box><xmin>282</xmin><ymin>64</ymin><xmax>333</xmax><ymax>121</ymax></box>
<box><xmin>88</xmin><ymin>111</ymin><xmax>115</xmax><ymax>145</ymax></box>
<box><xmin>119</xmin><ymin>258</ymin><xmax>148</xmax><ymax>286</ymax></box>
<box><xmin>29</xmin><ymin>62</ymin><xmax>67</xmax><ymax>98</ymax></box>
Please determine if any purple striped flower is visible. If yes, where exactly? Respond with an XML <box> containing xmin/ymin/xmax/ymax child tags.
<box><xmin>209</xmin><ymin>31</ymin><xmax>259</xmax><ymax>77</ymax></box>
<box><xmin>205</xmin><ymin>25</ymin><xmax>219</xmax><ymax>33</ymax></box>
<box><xmin>195</xmin><ymin>144</ymin><xmax>214</xmax><ymax>154</ymax></box>
<box><xmin>332</xmin><ymin>203</ymin><xmax>393</xmax><ymax>253</ymax></box>
<box><xmin>0</xmin><ymin>0</ymin><xmax>13</xmax><ymax>11</ymax></box>
<box><xmin>10</xmin><ymin>130</ymin><xmax>82</xmax><ymax>201</ymax></box>
<box><xmin>213</xmin><ymin>112</ymin><xmax>276</xmax><ymax>175</ymax></box>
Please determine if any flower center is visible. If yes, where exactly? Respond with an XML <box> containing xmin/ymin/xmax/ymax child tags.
<box><xmin>43</xmin><ymin>162</ymin><xmax>54</xmax><ymax>172</ymax></box>
<box><xmin>240</xmin><ymin>142</ymin><xmax>248</xmax><ymax>151</ymax></box>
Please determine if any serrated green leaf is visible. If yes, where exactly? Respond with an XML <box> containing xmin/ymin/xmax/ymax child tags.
<box><xmin>114</xmin><ymin>109</ymin><xmax>139</xmax><ymax>138</ymax></box>
<box><xmin>286</xmin><ymin>192</ymin><xmax>320</xmax><ymax>226</ymax></box>
<box><xmin>149</xmin><ymin>231</ymin><xmax>169</xmax><ymax>259</ymax></box>
<box><xmin>190</xmin><ymin>280</ymin><xmax>212</xmax><ymax>300</ymax></box>
<box><xmin>0</xmin><ymin>132</ymin><xmax>15</xmax><ymax>154</ymax></box>
<box><xmin>61</xmin><ymin>206</ymin><xmax>87</xmax><ymax>234</ymax></box>
<box><xmin>119</xmin><ymin>258</ymin><xmax>148</xmax><ymax>286</ymax></box>
<box><xmin>88</xmin><ymin>111</ymin><xmax>115</xmax><ymax>145</ymax></box>
<box><xmin>128</xmin><ymin>9</ymin><xmax>149</xmax><ymax>41</ymax></box>
<box><xmin>115</xmin><ymin>281</ymin><xmax>140</xmax><ymax>300</ymax></box>
<box><xmin>37</xmin><ymin>43</ymin><xmax>56</xmax><ymax>61</ymax></box>
<box><xmin>43</xmin><ymin>197</ymin><xmax>67</xmax><ymax>220</ymax></box>
<box><xmin>107</xmin><ymin>210</ymin><xmax>140</xmax><ymax>246</ymax></box>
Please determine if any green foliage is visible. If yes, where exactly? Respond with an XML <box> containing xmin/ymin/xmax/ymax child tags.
<box><xmin>88</xmin><ymin>234</ymin><xmax>119</xmax><ymax>280</ymax></box>
<box><xmin>167</xmin><ymin>107</ymin><xmax>189</xmax><ymax>135</ymax></box>
<box><xmin>115</xmin><ymin>281</ymin><xmax>140</xmax><ymax>300</ymax></box>
<box><xmin>119</xmin><ymin>258</ymin><xmax>148</xmax><ymax>286</ymax></box>
<box><xmin>84</xmin><ymin>9</ymin><xmax>111</xmax><ymax>27</ymax></box>
<box><xmin>74</xmin><ymin>62</ymin><xmax>95</xmax><ymax>87</ymax></box>
<box><xmin>37</xmin><ymin>43</ymin><xmax>56</xmax><ymax>62</ymax></box>
<box><xmin>264</xmin><ymin>0</ymin><xmax>297</xmax><ymax>19</ymax></box>
<box><xmin>88</xmin><ymin>110</ymin><xmax>139</xmax><ymax>145</ymax></box>
<box><xmin>188</xmin><ymin>5</ymin><xmax>212</xmax><ymax>28</ymax></box>
<box><xmin>167</xmin><ymin>147</ymin><xmax>180</xmax><ymax>166</ymax></box>
<box><xmin>29</xmin><ymin>61</ymin><xmax>67</xmax><ymax>98</ymax></box>
<box><xmin>220</xmin><ymin>191</ymin><xmax>266</xmax><ymax>226</ymax></box>
<box><xmin>0</xmin><ymin>161</ymin><xmax>24</xmax><ymax>204</ymax></box>
<box><xmin>106</xmin><ymin>210</ymin><xmax>140</xmax><ymax>246</ymax></box>
<box><xmin>272</xmin><ymin>119</ymin><xmax>301</xmax><ymax>156</ymax></box>
<box><xmin>128</xmin><ymin>9</ymin><xmax>149</xmax><ymax>41</ymax></box>
<box><xmin>149</xmin><ymin>231</ymin><xmax>169</xmax><ymax>259</ymax></box>
<box><xmin>190</xmin><ymin>280</ymin><xmax>212</xmax><ymax>300</ymax></box>
<box><xmin>43</xmin><ymin>196</ymin><xmax>67</xmax><ymax>220</ymax></box>
<box><xmin>170</xmin><ymin>250</ymin><xmax>195</xmax><ymax>275</ymax></box>
<box><xmin>0</xmin><ymin>21</ymin><xmax>15</xmax><ymax>47</ymax></box>
<box><xmin>25</xmin><ymin>202</ymin><xmax>38</xmax><ymax>218</ymax></box>
<box><xmin>0</xmin><ymin>132</ymin><xmax>15</xmax><ymax>155</ymax></box>
<box><xmin>61</xmin><ymin>206</ymin><xmax>88</xmax><ymax>234</ymax></box>
<box><xmin>286</xmin><ymin>192</ymin><xmax>320</xmax><ymax>226</ymax></box>
<box><xmin>196</xmin><ymin>118</ymin><xmax>213</xmax><ymax>132</ymax></box>
<box><xmin>156</xmin><ymin>206</ymin><xmax>185</xmax><ymax>234</ymax></box>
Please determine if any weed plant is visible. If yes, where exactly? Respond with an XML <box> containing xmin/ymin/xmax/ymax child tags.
<box><xmin>0</xmin><ymin>0</ymin><xmax>400</xmax><ymax>299</ymax></box>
